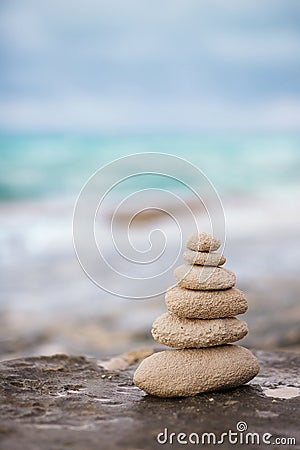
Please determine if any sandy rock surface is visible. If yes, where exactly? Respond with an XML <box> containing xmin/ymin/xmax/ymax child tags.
<box><xmin>165</xmin><ymin>286</ymin><xmax>248</xmax><ymax>319</ymax></box>
<box><xmin>183</xmin><ymin>249</ymin><xmax>226</xmax><ymax>266</ymax></box>
<box><xmin>174</xmin><ymin>265</ymin><xmax>236</xmax><ymax>290</ymax></box>
<box><xmin>152</xmin><ymin>313</ymin><xmax>248</xmax><ymax>348</ymax></box>
<box><xmin>186</xmin><ymin>232</ymin><xmax>221</xmax><ymax>252</ymax></box>
<box><xmin>134</xmin><ymin>345</ymin><xmax>259</xmax><ymax>397</ymax></box>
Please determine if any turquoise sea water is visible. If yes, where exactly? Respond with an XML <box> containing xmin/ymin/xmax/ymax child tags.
<box><xmin>1</xmin><ymin>133</ymin><xmax>300</xmax><ymax>201</ymax></box>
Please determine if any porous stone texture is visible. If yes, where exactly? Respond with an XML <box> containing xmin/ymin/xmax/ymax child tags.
<box><xmin>165</xmin><ymin>286</ymin><xmax>248</xmax><ymax>319</ymax></box>
<box><xmin>186</xmin><ymin>232</ymin><xmax>221</xmax><ymax>252</ymax></box>
<box><xmin>151</xmin><ymin>313</ymin><xmax>248</xmax><ymax>348</ymax></box>
<box><xmin>134</xmin><ymin>345</ymin><xmax>259</xmax><ymax>397</ymax></box>
<box><xmin>183</xmin><ymin>249</ymin><xmax>226</xmax><ymax>266</ymax></box>
<box><xmin>0</xmin><ymin>352</ymin><xmax>299</xmax><ymax>450</ymax></box>
<box><xmin>174</xmin><ymin>265</ymin><xmax>236</xmax><ymax>290</ymax></box>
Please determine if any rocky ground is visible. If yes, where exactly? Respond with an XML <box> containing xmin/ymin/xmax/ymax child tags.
<box><xmin>0</xmin><ymin>350</ymin><xmax>299</xmax><ymax>450</ymax></box>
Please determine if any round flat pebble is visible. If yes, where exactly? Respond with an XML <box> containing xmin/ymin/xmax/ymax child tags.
<box><xmin>165</xmin><ymin>286</ymin><xmax>247</xmax><ymax>319</ymax></box>
<box><xmin>151</xmin><ymin>313</ymin><xmax>248</xmax><ymax>348</ymax></box>
<box><xmin>186</xmin><ymin>232</ymin><xmax>221</xmax><ymax>252</ymax></box>
<box><xmin>183</xmin><ymin>249</ymin><xmax>226</xmax><ymax>266</ymax></box>
<box><xmin>174</xmin><ymin>265</ymin><xmax>236</xmax><ymax>290</ymax></box>
<box><xmin>133</xmin><ymin>345</ymin><xmax>259</xmax><ymax>397</ymax></box>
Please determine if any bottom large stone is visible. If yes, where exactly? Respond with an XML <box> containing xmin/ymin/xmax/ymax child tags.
<box><xmin>134</xmin><ymin>345</ymin><xmax>259</xmax><ymax>397</ymax></box>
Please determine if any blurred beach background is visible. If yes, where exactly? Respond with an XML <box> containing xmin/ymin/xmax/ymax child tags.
<box><xmin>1</xmin><ymin>0</ymin><xmax>300</xmax><ymax>360</ymax></box>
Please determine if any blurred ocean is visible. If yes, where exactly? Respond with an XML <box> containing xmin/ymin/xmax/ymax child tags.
<box><xmin>1</xmin><ymin>133</ymin><xmax>300</xmax><ymax>200</ymax></box>
<box><xmin>1</xmin><ymin>133</ymin><xmax>300</xmax><ymax>359</ymax></box>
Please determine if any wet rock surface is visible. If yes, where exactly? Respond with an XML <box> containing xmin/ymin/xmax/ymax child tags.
<box><xmin>0</xmin><ymin>350</ymin><xmax>299</xmax><ymax>450</ymax></box>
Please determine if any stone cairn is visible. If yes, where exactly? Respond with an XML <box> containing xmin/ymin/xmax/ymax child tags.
<box><xmin>134</xmin><ymin>232</ymin><xmax>259</xmax><ymax>397</ymax></box>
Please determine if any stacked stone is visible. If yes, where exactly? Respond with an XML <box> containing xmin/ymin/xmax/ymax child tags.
<box><xmin>134</xmin><ymin>232</ymin><xmax>259</xmax><ymax>397</ymax></box>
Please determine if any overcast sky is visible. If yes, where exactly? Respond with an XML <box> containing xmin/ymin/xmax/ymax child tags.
<box><xmin>0</xmin><ymin>0</ymin><xmax>300</xmax><ymax>132</ymax></box>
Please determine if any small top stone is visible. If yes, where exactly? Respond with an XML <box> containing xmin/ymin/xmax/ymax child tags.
<box><xmin>186</xmin><ymin>232</ymin><xmax>221</xmax><ymax>252</ymax></box>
